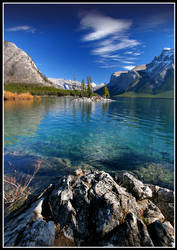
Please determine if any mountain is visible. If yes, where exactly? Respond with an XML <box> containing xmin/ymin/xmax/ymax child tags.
<box><xmin>48</xmin><ymin>78</ymin><xmax>82</xmax><ymax>90</ymax></box>
<box><xmin>4</xmin><ymin>41</ymin><xmax>51</xmax><ymax>85</ymax></box>
<box><xmin>4</xmin><ymin>41</ymin><xmax>107</xmax><ymax>91</ymax></box>
<box><xmin>93</xmin><ymin>83</ymin><xmax>105</xmax><ymax>91</ymax></box>
<box><xmin>49</xmin><ymin>78</ymin><xmax>105</xmax><ymax>91</ymax></box>
<box><xmin>95</xmin><ymin>48</ymin><xmax>174</xmax><ymax>97</ymax></box>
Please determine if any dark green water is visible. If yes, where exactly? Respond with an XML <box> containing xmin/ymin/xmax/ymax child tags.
<box><xmin>4</xmin><ymin>96</ymin><xmax>174</xmax><ymax>189</ymax></box>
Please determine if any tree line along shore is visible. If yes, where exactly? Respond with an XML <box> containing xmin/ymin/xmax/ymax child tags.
<box><xmin>4</xmin><ymin>82</ymin><xmax>110</xmax><ymax>100</ymax></box>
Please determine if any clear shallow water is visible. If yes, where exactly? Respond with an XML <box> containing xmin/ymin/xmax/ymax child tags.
<box><xmin>4</xmin><ymin>97</ymin><xmax>174</xmax><ymax>189</ymax></box>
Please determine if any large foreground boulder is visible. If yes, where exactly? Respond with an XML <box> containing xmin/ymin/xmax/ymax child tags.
<box><xmin>4</xmin><ymin>169</ymin><xmax>174</xmax><ymax>247</ymax></box>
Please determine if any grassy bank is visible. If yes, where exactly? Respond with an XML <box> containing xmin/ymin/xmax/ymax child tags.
<box><xmin>4</xmin><ymin>82</ymin><xmax>87</xmax><ymax>97</ymax></box>
<box><xmin>114</xmin><ymin>90</ymin><xmax>174</xmax><ymax>99</ymax></box>
<box><xmin>4</xmin><ymin>91</ymin><xmax>37</xmax><ymax>101</ymax></box>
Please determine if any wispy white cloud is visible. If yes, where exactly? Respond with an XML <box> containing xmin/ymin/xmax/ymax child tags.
<box><xmin>121</xmin><ymin>60</ymin><xmax>134</xmax><ymax>64</ymax></box>
<box><xmin>103</xmin><ymin>54</ymin><xmax>119</xmax><ymax>58</ymax></box>
<box><xmin>6</xmin><ymin>25</ymin><xmax>36</xmax><ymax>33</ymax></box>
<box><xmin>79</xmin><ymin>11</ymin><xmax>142</xmax><ymax>69</ymax></box>
<box><xmin>92</xmin><ymin>37</ymin><xmax>140</xmax><ymax>55</ymax></box>
<box><xmin>163</xmin><ymin>47</ymin><xmax>171</xmax><ymax>50</ymax></box>
<box><xmin>124</xmin><ymin>51</ymin><xmax>133</xmax><ymax>55</ymax></box>
<box><xmin>123</xmin><ymin>65</ymin><xmax>135</xmax><ymax>70</ymax></box>
<box><xmin>124</xmin><ymin>51</ymin><xmax>142</xmax><ymax>56</ymax></box>
<box><xmin>80</xmin><ymin>11</ymin><xmax>131</xmax><ymax>41</ymax></box>
<box><xmin>133</xmin><ymin>52</ymin><xmax>141</xmax><ymax>56</ymax></box>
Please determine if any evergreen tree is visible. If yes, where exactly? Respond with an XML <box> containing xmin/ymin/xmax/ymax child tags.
<box><xmin>81</xmin><ymin>78</ymin><xmax>86</xmax><ymax>97</ymax></box>
<box><xmin>87</xmin><ymin>76</ymin><xmax>89</xmax><ymax>84</ymax></box>
<box><xmin>103</xmin><ymin>84</ymin><xmax>110</xmax><ymax>99</ymax></box>
<box><xmin>87</xmin><ymin>83</ymin><xmax>93</xmax><ymax>97</ymax></box>
<box><xmin>87</xmin><ymin>76</ymin><xmax>92</xmax><ymax>84</ymax></box>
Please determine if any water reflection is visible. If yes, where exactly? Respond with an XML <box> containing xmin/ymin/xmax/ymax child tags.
<box><xmin>102</xmin><ymin>102</ymin><xmax>110</xmax><ymax>115</ymax></box>
<box><xmin>111</xmin><ymin>97</ymin><xmax>174</xmax><ymax>128</ymax></box>
<box><xmin>4</xmin><ymin>100</ymin><xmax>42</xmax><ymax>145</ymax></box>
<box><xmin>107</xmin><ymin>98</ymin><xmax>174</xmax><ymax>164</ymax></box>
<box><xmin>72</xmin><ymin>102</ymin><xmax>95</xmax><ymax>122</ymax></box>
<box><xmin>4</xmin><ymin>96</ymin><xmax>174</xmax><ymax>189</ymax></box>
<box><xmin>4</xmin><ymin>98</ymin><xmax>66</xmax><ymax>145</ymax></box>
<box><xmin>5</xmin><ymin>99</ymin><xmax>35</xmax><ymax>111</ymax></box>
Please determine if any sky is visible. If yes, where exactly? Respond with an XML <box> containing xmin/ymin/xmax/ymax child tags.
<box><xmin>4</xmin><ymin>3</ymin><xmax>174</xmax><ymax>84</ymax></box>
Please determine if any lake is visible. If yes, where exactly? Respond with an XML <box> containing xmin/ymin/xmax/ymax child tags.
<box><xmin>4</xmin><ymin>96</ymin><xmax>174</xmax><ymax>190</ymax></box>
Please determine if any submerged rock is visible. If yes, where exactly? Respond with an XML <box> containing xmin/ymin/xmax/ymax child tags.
<box><xmin>4</xmin><ymin>169</ymin><xmax>174</xmax><ymax>247</ymax></box>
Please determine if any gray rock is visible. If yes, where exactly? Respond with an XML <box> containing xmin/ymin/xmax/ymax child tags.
<box><xmin>109</xmin><ymin>70</ymin><xmax>140</xmax><ymax>92</ymax></box>
<box><xmin>99</xmin><ymin>212</ymin><xmax>153</xmax><ymax>246</ymax></box>
<box><xmin>17</xmin><ymin>219</ymin><xmax>55</xmax><ymax>246</ymax></box>
<box><xmin>4</xmin><ymin>169</ymin><xmax>174</xmax><ymax>247</ymax></box>
<box><xmin>4</xmin><ymin>41</ymin><xmax>51</xmax><ymax>85</ymax></box>
<box><xmin>136</xmin><ymin>199</ymin><xmax>165</xmax><ymax>225</ymax></box>
<box><xmin>4</xmin><ymin>198</ymin><xmax>45</xmax><ymax>246</ymax></box>
<box><xmin>115</xmin><ymin>172</ymin><xmax>152</xmax><ymax>200</ymax></box>
<box><xmin>148</xmin><ymin>184</ymin><xmax>174</xmax><ymax>225</ymax></box>
<box><xmin>147</xmin><ymin>220</ymin><xmax>174</xmax><ymax>246</ymax></box>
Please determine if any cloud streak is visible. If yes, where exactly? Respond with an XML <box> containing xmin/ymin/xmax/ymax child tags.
<box><xmin>124</xmin><ymin>51</ymin><xmax>142</xmax><ymax>56</ymax></box>
<box><xmin>92</xmin><ymin>37</ymin><xmax>140</xmax><ymax>55</ymax></box>
<box><xmin>79</xmin><ymin>11</ymin><xmax>142</xmax><ymax>69</ymax></box>
<box><xmin>80</xmin><ymin>11</ymin><xmax>132</xmax><ymax>41</ymax></box>
<box><xmin>6</xmin><ymin>25</ymin><xmax>36</xmax><ymax>33</ymax></box>
<box><xmin>123</xmin><ymin>65</ymin><xmax>135</xmax><ymax>70</ymax></box>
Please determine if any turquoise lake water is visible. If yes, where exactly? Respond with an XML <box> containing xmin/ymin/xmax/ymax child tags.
<box><xmin>4</xmin><ymin>96</ymin><xmax>174</xmax><ymax>189</ymax></box>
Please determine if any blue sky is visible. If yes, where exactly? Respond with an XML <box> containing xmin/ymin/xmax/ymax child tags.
<box><xmin>4</xmin><ymin>3</ymin><xmax>174</xmax><ymax>84</ymax></box>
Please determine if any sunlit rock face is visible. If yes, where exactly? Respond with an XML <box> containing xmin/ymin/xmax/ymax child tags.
<box><xmin>4</xmin><ymin>169</ymin><xmax>174</xmax><ymax>247</ymax></box>
<box><xmin>96</xmin><ymin>49</ymin><xmax>174</xmax><ymax>96</ymax></box>
<box><xmin>108</xmin><ymin>70</ymin><xmax>140</xmax><ymax>94</ymax></box>
<box><xmin>4</xmin><ymin>41</ymin><xmax>51</xmax><ymax>85</ymax></box>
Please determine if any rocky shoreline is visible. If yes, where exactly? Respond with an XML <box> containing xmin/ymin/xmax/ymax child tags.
<box><xmin>73</xmin><ymin>96</ymin><xmax>115</xmax><ymax>103</ymax></box>
<box><xmin>4</xmin><ymin>169</ymin><xmax>174</xmax><ymax>247</ymax></box>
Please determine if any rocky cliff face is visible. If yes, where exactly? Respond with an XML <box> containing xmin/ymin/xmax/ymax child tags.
<box><xmin>96</xmin><ymin>48</ymin><xmax>174</xmax><ymax>96</ymax></box>
<box><xmin>4</xmin><ymin>41</ymin><xmax>51</xmax><ymax>85</ymax></box>
<box><xmin>4</xmin><ymin>169</ymin><xmax>174</xmax><ymax>247</ymax></box>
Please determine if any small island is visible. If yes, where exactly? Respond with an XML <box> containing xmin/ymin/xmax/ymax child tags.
<box><xmin>73</xmin><ymin>83</ymin><xmax>114</xmax><ymax>102</ymax></box>
<box><xmin>73</xmin><ymin>95</ymin><xmax>114</xmax><ymax>103</ymax></box>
